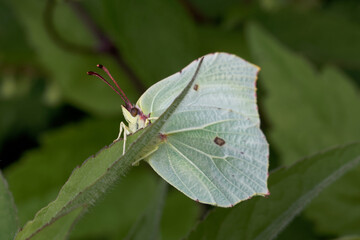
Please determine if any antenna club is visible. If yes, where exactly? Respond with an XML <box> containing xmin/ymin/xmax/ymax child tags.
<box><xmin>97</xmin><ymin>64</ymin><xmax>103</xmax><ymax>69</ymax></box>
<box><xmin>87</xmin><ymin>71</ymin><xmax>94</xmax><ymax>75</ymax></box>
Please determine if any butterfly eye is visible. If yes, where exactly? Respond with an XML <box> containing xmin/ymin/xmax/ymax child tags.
<box><xmin>130</xmin><ymin>107</ymin><xmax>139</xmax><ymax>117</ymax></box>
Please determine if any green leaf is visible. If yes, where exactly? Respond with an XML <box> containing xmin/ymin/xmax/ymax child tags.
<box><xmin>185</xmin><ymin>0</ymin><xmax>239</xmax><ymax>19</ymax></box>
<box><xmin>335</xmin><ymin>236</ymin><xmax>360</xmax><ymax>240</ymax></box>
<box><xmin>305</xmin><ymin>160</ymin><xmax>360</xmax><ymax>235</ymax></box>
<box><xmin>0</xmin><ymin>170</ymin><xmax>19</xmax><ymax>240</ymax></box>
<box><xmin>160</xmin><ymin>188</ymin><xmax>200</xmax><ymax>240</ymax></box>
<box><xmin>247</xmin><ymin>22</ymin><xmax>360</xmax><ymax>235</ymax></box>
<box><xmin>14</xmin><ymin>59</ymin><xmax>199</xmax><ymax>239</ymax></box>
<box><xmin>4</xmin><ymin>116</ymin><xmax>160</xmax><ymax>239</ymax></box>
<box><xmin>0</xmin><ymin>75</ymin><xmax>56</xmax><ymax>168</ymax></box>
<box><xmin>197</xmin><ymin>26</ymin><xmax>251</xmax><ymax>61</ymax></box>
<box><xmin>326</xmin><ymin>1</ymin><xmax>360</xmax><ymax>25</ymax></box>
<box><xmin>186</xmin><ymin>142</ymin><xmax>360</xmax><ymax>240</ymax></box>
<box><xmin>28</xmin><ymin>205</ymin><xmax>86</xmax><ymax>240</ymax></box>
<box><xmin>14</xmin><ymin>134</ymin><xmax>134</xmax><ymax>240</ymax></box>
<box><xmin>125</xmin><ymin>180</ymin><xmax>167</xmax><ymax>240</ymax></box>
<box><xmin>98</xmin><ymin>0</ymin><xmax>199</xmax><ymax>85</ymax></box>
<box><xmin>5</xmin><ymin>0</ymin><xmax>138</xmax><ymax>115</ymax></box>
<box><xmin>247</xmin><ymin>22</ymin><xmax>360</xmax><ymax>165</ymax></box>
<box><xmin>255</xmin><ymin>8</ymin><xmax>360</xmax><ymax>70</ymax></box>
<box><xmin>70</xmin><ymin>167</ymin><xmax>157</xmax><ymax>239</ymax></box>
<box><xmin>5</xmin><ymin>119</ymin><xmax>119</xmax><ymax>225</ymax></box>
<box><xmin>0</xmin><ymin>0</ymin><xmax>34</xmax><ymax>64</ymax></box>
<box><xmin>5</xmin><ymin>117</ymin><xmax>159</xmax><ymax>239</ymax></box>
<box><xmin>275</xmin><ymin>216</ymin><xmax>319</xmax><ymax>240</ymax></box>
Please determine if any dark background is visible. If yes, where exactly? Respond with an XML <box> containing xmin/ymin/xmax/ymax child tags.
<box><xmin>1</xmin><ymin>0</ymin><xmax>359</xmax><ymax>239</ymax></box>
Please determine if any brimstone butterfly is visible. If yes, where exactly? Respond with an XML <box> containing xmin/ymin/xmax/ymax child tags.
<box><xmin>88</xmin><ymin>53</ymin><xmax>269</xmax><ymax>207</ymax></box>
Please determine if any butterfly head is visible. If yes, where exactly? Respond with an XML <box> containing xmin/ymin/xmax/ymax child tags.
<box><xmin>121</xmin><ymin>105</ymin><xmax>150</xmax><ymax>133</ymax></box>
<box><xmin>87</xmin><ymin>64</ymin><xmax>150</xmax><ymax>133</ymax></box>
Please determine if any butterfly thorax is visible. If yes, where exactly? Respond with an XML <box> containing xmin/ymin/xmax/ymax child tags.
<box><xmin>121</xmin><ymin>105</ymin><xmax>150</xmax><ymax>133</ymax></box>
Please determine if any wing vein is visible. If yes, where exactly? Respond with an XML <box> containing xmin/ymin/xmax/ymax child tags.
<box><xmin>171</xmin><ymin>139</ymin><xmax>251</xmax><ymax>197</ymax></box>
<box><xmin>165</xmin><ymin>146</ymin><xmax>197</xmax><ymax>199</ymax></box>
<box><xmin>168</xmin><ymin>143</ymin><xmax>225</xmax><ymax>205</ymax></box>
<box><xmin>221</xmin><ymin>156</ymin><xmax>266</xmax><ymax>191</ymax></box>
<box><xmin>171</xmin><ymin>138</ymin><xmax>265</xmax><ymax>193</ymax></box>
<box><xmin>171</xmin><ymin>137</ymin><xmax>266</xmax><ymax>174</ymax></box>
<box><xmin>166</xmin><ymin>119</ymin><xmax>258</xmax><ymax>135</ymax></box>
<box><xmin>148</xmin><ymin>80</ymin><xmax>172</xmax><ymax>114</ymax></box>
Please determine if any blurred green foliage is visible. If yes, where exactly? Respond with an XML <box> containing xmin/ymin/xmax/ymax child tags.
<box><xmin>1</xmin><ymin>0</ymin><xmax>359</xmax><ymax>239</ymax></box>
<box><xmin>186</xmin><ymin>142</ymin><xmax>360</xmax><ymax>240</ymax></box>
<box><xmin>0</xmin><ymin>171</ymin><xmax>18</xmax><ymax>240</ymax></box>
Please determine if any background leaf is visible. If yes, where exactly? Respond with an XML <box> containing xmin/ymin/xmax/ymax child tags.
<box><xmin>5</xmin><ymin>0</ymin><xmax>137</xmax><ymax>115</ymax></box>
<box><xmin>29</xmin><ymin>206</ymin><xmax>86</xmax><ymax>240</ymax></box>
<box><xmin>0</xmin><ymin>170</ymin><xmax>19</xmax><ymax>240</ymax></box>
<box><xmin>160</xmin><ymin>188</ymin><xmax>200</xmax><ymax>240</ymax></box>
<box><xmin>70</xmin><ymin>167</ymin><xmax>158</xmax><ymax>240</ymax></box>
<box><xmin>275</xmin><ymin>216</ymin><xmax>318</xmax><ymax>240</ymax></box>
<box><xmin>98</xmin><ymin>0</ymin><xmax>199</xmax><ymax>86</ymax></box>
<box><xmin>186</xmin><ymin>142</ymin><xmax>360</xmax><ymax>240</ymax></box>
<box><xmin>125</xmin><ymin>181</ymin><xmax>167</xmax><ymax>240</ymax></box>
<box><xmin>256</xmin><ymin>7</ymin><xmax>360</xmax><ymax>71</ymax></box>
<box><xmin>336</xmin><ymin>236</ymin><xmax>360</xmax><ymax>240</ymax></box>
<box><xmin>247</xmin><ymin>22</ymin><xmax>360</xmax><ymax>165</ymax></box>
<box><xmin>4</xmin><ymin>118</ymin><xmax>160</xmax><ymax>239</ymax></box>
<box><xmin>247</xmin><ymin>22</ymin><xmax>360</xmax><ymax>236</ymax></box>
<box><xmin>0</xmin><ymin>0</ymin><xmax>34</xmax><ymax>65</ymax></box>
<box><xmin>305</xmin><ymin>160</ymin><xmax>360</xmax><ymax>235</ymax></box>
<box><xmin>5</xmin><ymin>119</ymin><xmax>118</xmax><ymax>225</ymax></box>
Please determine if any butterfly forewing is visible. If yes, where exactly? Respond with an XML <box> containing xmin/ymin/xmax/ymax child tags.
<box><xmin>138</xmin><ymin>53</ymin><xmax>268</xmax><ymax>207</ymax></box>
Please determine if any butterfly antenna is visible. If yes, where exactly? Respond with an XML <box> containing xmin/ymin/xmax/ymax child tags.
<box><xmin>97</xmin><ymin>64</ymin><xmax>131</xmax><ymax>106</ymax></box>
<box><xmin>87</xmin><ymin>71</ymin><xmax>128</xmax><ymax>104</ymax></box>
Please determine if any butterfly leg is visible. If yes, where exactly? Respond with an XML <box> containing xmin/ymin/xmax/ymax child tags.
<box><xmin>147</xmin><ymin>117</ymin><xmax>158</xmax><ymax>123</ymax></box>
<box><xmin>114</xmin><ymin>122</ymin><xmax>130</xmax><ymax>155</ymax></box>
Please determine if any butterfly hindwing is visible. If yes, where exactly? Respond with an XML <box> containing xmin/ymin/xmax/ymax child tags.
<box><xmin>138</xmin><ymin>53</ymin><xmax>269</xmax><ymax>207</ymax></box>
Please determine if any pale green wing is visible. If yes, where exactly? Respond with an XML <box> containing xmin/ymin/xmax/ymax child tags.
<box><xmin>138</xmin><ymin>53</ymin><xmax>268</xmax><ymax>207</ymax></box>
<box><xmin>137</xmin><ymin>53</ymin><xmax>260</xmax><ymax>124</ymax></box>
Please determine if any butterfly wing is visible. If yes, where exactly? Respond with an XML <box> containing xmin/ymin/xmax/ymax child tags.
<box><xmin>137</xmin><ymin>53</ymin><xmax>269</xmax><ymax>207</ymax></box>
